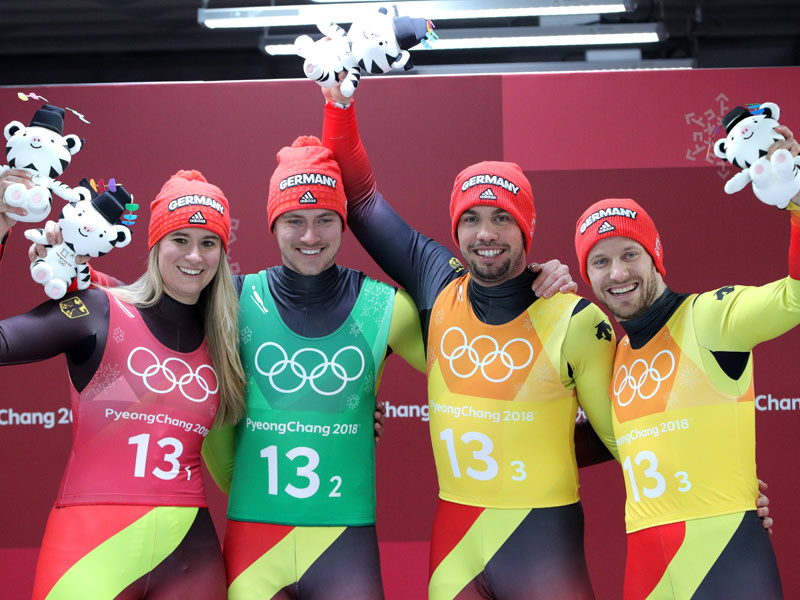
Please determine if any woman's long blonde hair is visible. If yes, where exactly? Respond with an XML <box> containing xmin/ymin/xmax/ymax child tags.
<box><xmin>108</xmin><ymin>246</ymin><xmax>246</xmax><ymax>427</ymax></box>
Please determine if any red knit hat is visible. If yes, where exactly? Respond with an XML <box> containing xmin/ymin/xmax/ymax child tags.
<box><xmin>148</xmin><ymin>170</ymin><xmax>231</xmax><ymax>251</ymax></box>
<box><xmin>574</xmin><ymin>198</ymin><xmax>665</xmax><ymax>284</ymax></box>
<box><xmin>450</xmin><ymin>161</ymin><xmax>536</xmax><ymax>252</ymax></box>
<box><xmin>268</xmin><ymin>136</ymin><xmax>347</xmax><ymax>231</ymax></box>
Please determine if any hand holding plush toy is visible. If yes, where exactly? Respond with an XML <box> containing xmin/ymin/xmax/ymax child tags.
<box><xmin>24</xmin><ymin>179</ymin><xmax>133</xmax><ymax>299</ymax></box>
<box><xmin>0</xmin><ymin>104</ymin><xmax>90</xmax><ymax>223</ymax></box>
<box><xmin>295</xmin><ymin>7</ymin><xmax>433</xmax><ymax>98</ymax></box>
<box><xmin>713</xmin><ymin>102</ymin><xmax>800</xmax><ymax>209</ymax></box>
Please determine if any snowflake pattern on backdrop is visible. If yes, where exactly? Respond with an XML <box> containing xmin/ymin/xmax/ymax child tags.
<box><xmin>227</xmin><ymin>217</ymin><xmax>242</xmax><ymax>274</ymax></box>
<box><xmin>684</xmin><ymin>93</ymin><xmax>734</xmax><ymax>181</ymax></box>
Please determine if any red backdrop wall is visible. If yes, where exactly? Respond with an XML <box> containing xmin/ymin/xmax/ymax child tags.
<box><xmin>1</xmin><ymin>66</ymin><xmax>798</xmax><ymax>599</ymax></box>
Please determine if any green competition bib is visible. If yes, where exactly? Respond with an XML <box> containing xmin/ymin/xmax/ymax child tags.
<box><xmin>229</xmin><ymin>270</ymin><xmax>394</xmax><ymax>526</ymax></box>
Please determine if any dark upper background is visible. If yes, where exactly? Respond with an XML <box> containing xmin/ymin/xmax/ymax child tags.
<box><xmin>1</xmin><ymin>0</ymin><xmax>798</xmax><ymax>86</ymax></box>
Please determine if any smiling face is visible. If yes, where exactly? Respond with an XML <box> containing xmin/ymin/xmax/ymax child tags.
<box><xmin>585</xmin><ymin>236</ymin><xmax>666</xmax><ymax>321</ymax></box>
<box><xmin>273</xmin><ymin>208</ymin><xmax>343</xmax><ymax>276</ymax></box>
<box><xmin>157</xmin><ymin>228</ymin><xmax>222</xmax><ymax>305</ymax></box>
<box><xmin>456</xmin><ymin>205</ymin><xmax>527</xmax><ymax>287</ymax></box>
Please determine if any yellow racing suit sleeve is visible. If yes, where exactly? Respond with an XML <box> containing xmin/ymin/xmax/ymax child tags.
<box><xmin>693</xmin><ymin>277</ymin><xmax>800</xmax><ymax>352</ymax></box>
<box><xmin>386</xmin><ymin>289</ymin><xmax>426</xmax><ymax>373</ymax></box>
<box><xmin>562</xmin><ymin>301</ymin><xmax>619</xmax><ymax>461</ymax></box>
<box><xmin>201</xmin><ymin>424</ymin><xmax>236</xmax><ymax>495</ymax></box>
<box><xmin>694</xmin><ymin>210</ymin><xmax>800</xmax><ymax>350</ymax></box>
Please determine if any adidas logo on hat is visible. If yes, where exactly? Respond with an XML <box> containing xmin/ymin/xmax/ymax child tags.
<box><xmin>188</xmin><ymin>211</ymin><xmax>207</xmax><ymax>225</ymax></box>
<box><xmin>478</xmin><ymin>188</ymin><xmax>498</xmax><ymax>201</ymax></box>
<box><xmin>597</xmin><ymin>220</ymin><xmax>615</xmax><ymax>234</ymax></box>
<box><xmin>299</xmin><ymin>191</ymin><xmax>318</xmax><ymax>205</ymax></box>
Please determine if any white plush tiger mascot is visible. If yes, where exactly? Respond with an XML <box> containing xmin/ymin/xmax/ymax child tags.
<box><xmin>24</xmin><ymin>180</ymin><xmax>133</xmax><ymax>299</ymax></box>
<box><xmin>1</xmin><ymin>104</ymin><xmax>90</xmax><ymax>223</ymax></box>
<box><xmin>295</xmin><ymin>7</ymin><xmax>431</xmax><ymax>98</ymax></box>
<box><xmin>713</xmin><ymin>102</ymin><xmax>800</xmax><ymax>209</ymax></box>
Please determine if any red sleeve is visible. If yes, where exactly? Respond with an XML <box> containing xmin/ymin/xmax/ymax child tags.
<box><xmin>0</xmin><ymin>228</ymin><xmax>9</xmax><ymax>266</ymax></box>
<box><xmin>62</xmin><ymin>264</ymin><xmax>123</xmax><ymax>293</ymax></box>
<box><xmin>789</xmin><ymin>208</ymin><xmax>800</xmax><ymax>280</ymax></box>
<box><xmin>88</xmin><ymin>265</ymin><xmax>125</xmax><ymax>288</ymax></box>
<box><xmin>321</xmin><ymin>101</ymin><xmax>377</xmax><ymax>208</ymax></box>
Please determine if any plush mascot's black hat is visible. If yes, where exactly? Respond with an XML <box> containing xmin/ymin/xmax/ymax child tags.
<box><xmin>391</xmin><ymin>13</ymin><xmax>431</xmax><ymax>70</ymax></box>
<box><xmin>29</xmin><ymin>104</ymin><xmax>66</xmax><ymax>135</ymax></box>
<box><xmin>79</xmin><ymin>178</ymin><xmax>131</xmax><ymax>225</ymax></box>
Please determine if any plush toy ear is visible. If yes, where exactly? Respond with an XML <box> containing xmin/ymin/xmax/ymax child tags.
<box><xmin>294</xmin><ymin>34</ymin><xmax>314</xmax><ymax>59</ymax></box>
<box><xmin>4</xmin><ymin>121</ymin><xmax>23</xmax><ymax>141</ymax></box>
<box><xmin>114</xmin><ymin>225</ymin><xmax>133</xmax><ymax>249</ymax></box>
<box><xmin>713</xmin><ymin>138</ymin><xmax>728</xmax><ymax>161</ymax></box>
<box><xmin>391</xmin><ymin>50</ymin><xmax>412</xmax><ymax>70</ymax></box>
<box><xmin>759</xmin><ymin>102</ymin><xmax>780</xmax><ymax>121</ymax></box>
<box><xmin>64</xmin><ymin>134</ymin><xmax>84</xmax><ymax>155</ymax></box>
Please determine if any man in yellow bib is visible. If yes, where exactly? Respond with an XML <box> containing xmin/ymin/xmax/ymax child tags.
<box><xmin>573</xmin><ymin>125</ymin><xmax>800</xmax><ymax>600</ymax></box>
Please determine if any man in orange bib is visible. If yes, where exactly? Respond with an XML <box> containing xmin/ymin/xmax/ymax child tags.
<box><xmin>323</xmin><ymin>94</ymin><xmax>620</xmax><ymax>600</ymax></box>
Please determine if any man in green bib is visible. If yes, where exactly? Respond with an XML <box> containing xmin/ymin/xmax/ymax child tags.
<box><xmin>202</xmin><ymin>135</ymin><xmax>427</xmax><ymax>600</ymax></box>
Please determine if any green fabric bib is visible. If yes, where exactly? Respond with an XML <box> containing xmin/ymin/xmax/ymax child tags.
<box><xmin>228</xmin><ymin>270</ymin><xmax>394</xmax><ymax>526</ymax></box>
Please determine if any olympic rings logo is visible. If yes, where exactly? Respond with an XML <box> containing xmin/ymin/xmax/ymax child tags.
<box><xmin>127</xmin><ymin>347</ymin><xmax>218</xmax><ymax>403</ymax></box>
<box><xmin>613</xmin><ymin>350</ymin><xmax>675</xmax><ymax>407</ymax></box>
<box><xmin>254</xmin><ymin>342</ymin><xmax>365</xmax><ymax>396</ymax></box>
<box><xmin>439</xmin><ymin>327</ymin><xmax>534</xmax><ymax>383</ymax></box>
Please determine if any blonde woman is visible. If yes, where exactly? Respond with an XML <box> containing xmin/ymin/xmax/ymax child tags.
<box><xmin>0</xmin><ymin>170</ymin><xmax>245</xmax><ymax>599</ymax></box>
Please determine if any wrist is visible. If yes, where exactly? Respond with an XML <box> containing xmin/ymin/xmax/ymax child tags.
<box><xmin>788</xmin><ymin>200</ymin><xmax>800</xmax><ymax>225</ymax></box>
<box><xmin>326</xmin><ymin>98</ymin><xmax>352</xmax><ymax>110</ymax></box>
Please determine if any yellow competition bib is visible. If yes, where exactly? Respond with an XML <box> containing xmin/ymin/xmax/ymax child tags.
<box><xmin>611</xmin><ymin>299</ymin><xmax>757</xmax><ymax>532</ymax></box>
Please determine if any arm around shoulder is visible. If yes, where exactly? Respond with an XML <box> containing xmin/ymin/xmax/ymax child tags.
<box><xmin>386</xmin><ymin>289</ymin><xmax>426</xmax><ymax>373</ymax></box>
<box><xmin>201</xmin><ymin>424</ymin><xmax>236</xmax><ymax>495</ymax></box>
<box><xmin>563</xmin><ymin>299</ymin><xmax>619</xmax><ymax>461</ymax></box>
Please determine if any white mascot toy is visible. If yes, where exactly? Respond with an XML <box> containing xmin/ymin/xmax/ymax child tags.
<box><xmin>295</xmin><ymin>7</ymin><xmax>433</xmax><ymax>98</ymax></box>
<box><xmin>713</xmin><ymin>102</ymin><xmax>800</xmax><ymax>209</ymax></box>
<box><xmin>1</xmin><ymin>104</ymin><xmax>90</xmax><ymax>222</ymax></box>
<box><xmin>24</xmin><ymin>179</ymin><xmax>133</xmax><ymax>299</ymax></box>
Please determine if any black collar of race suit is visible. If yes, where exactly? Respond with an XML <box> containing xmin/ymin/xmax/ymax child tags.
<box><xmin>139</xmin><ymin>292</ymin><xmax>205</xmax><ymax>352</ymax></box>
<box><xmin>467</xmin><ymin>268</ymin><xmax>538</xmax><ymax>325</ymax></box>
<box><xmin>619</xmin><ymin>287</ymin><xmax>691</xmax><ymax>349</ymax></box>
<box><xmin>273</xmin><ymin>263</ymin><xmax>345</xmax><ymax>301</ymax></box>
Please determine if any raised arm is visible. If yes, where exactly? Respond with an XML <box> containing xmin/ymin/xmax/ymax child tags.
<box><xmin>694</xmin><ymin>204</ymin><xmax>800</xmax><ymax>350</ymax></box>
<box><xmin>322</xmin><ymin>99</ymin><xmax>457</xmax><ymax>309</ymax></box>
<box><xmin>694</xmin><ymin>125</ymin><xmax>800</xmax><ymax>349</ymax></box>
<box><xmin>0</xmin><ymin>289</ymin><xmax>110</xmax><ymax>394</ymax></box>
<box><xmin>0</xmin><ymin>169</ymin><xmax>36</xmax><ymax>263</ymax></box>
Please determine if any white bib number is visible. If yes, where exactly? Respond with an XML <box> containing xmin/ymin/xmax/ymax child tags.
<box><xmin>128</xmin><ymin>433</ymin><xmax>185</xmax><ymax>480</ymax></box>
<box><xmin>260</xmin><ymin>445</ymin><xmax>342</xmax><ymax>499</ymax></box>
<box><xmin>623</xmin><ymin>449</ymin><xmax>691</xmax><ymax>502</ymax></box>
<box><xmin>440</xmin><ymin>428</ymin><xmax>525</xmax><ymax>482</ymax></box>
